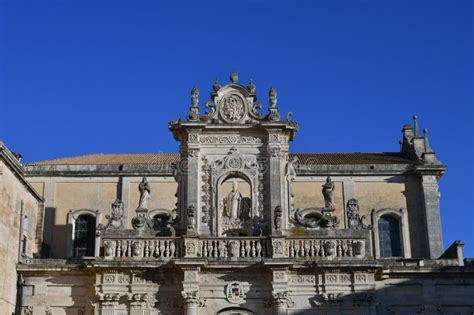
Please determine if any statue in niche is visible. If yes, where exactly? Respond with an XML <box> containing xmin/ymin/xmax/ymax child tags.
<box><xmin>346</xmin><ymin>198</ymin><xmax>370</xmax><ymax>230</ymax></box>
<box><xmin>322</xmin><ymin>176</ymin><xmax>335</xmax><ymax>210</ymax></box>
<box><xmin>285</xmin><ymin>156</ymin><xmax>298</xmax><ymax>182</ymax></box>
<box><xmin>225</xmin><ymin>183</ymin><xmax>242</xmax><ymax>219</ymax></box>
<box><xmin>138</xmin><ymin>177</ymin><xmax>151</xmax><ymax>210</ymax></box>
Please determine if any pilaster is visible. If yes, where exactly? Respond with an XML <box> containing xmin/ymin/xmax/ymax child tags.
<box><xmin>419</xmin><ymin>172</ymin><xmax>443</xmax><ymax>258</ymax></box>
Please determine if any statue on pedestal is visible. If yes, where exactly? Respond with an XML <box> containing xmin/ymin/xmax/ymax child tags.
<box><xmin>138</xmin><ymin>177</ymin><xmax>151</xmax><ymax>210</ymax></box>
<box><xmin>322</xmin><ymin>176</ymin><xmax>335</xmax><ymax>210</ymax></box>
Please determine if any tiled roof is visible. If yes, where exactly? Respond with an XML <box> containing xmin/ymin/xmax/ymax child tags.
<box><xmin>27</xmin><ymin>152</ymin><xmax>413</xmax><ymax>166</ymax></box>
<box><xmin>289</xmin><ymin>153</ymin><xmax>413</xmax><ymax>165</ymax></box>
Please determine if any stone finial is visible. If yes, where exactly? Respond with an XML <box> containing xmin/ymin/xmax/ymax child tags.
<box><xmin>268</xmin><ymin>87</ymin><xmax>281</xmax><ymax>121</ymax></box>
<box><xmin>212</xmin><ymin>79</ymin><xmax>220</xmax><ymax>92</ymax></box>
<box><xmin>269</xmin><ymin>87</ymin><xmax>277</xmax><ymax>108</ymax></box>
<box><xmin>230</xmin><ymin>70</ymin><xmax>238</xmax><ymax>83</ymax></box>
<box><xmin>413</xmin><ymin>115</ymin><xmax>420</xmax><ymax>137</ymax></box>
<box><xmin>187</xmin><ymin>87</ymin><xmax>200</xmax><ymax>121</ymax></box>
<box><xmin>247</xmin><ymin>79</ymin><xmax>256</xmax><ymax>94</ymax></box>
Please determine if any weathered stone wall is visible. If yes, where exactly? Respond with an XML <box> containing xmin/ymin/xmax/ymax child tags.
<box><xmin>26</xmin><ymin>174</ymin><xmax>429</xmax><ymax>259</ymax></box>
<box><xmin>19</xmin><ymin>269</ymin><xmax>95</xmax><ymax>315</ymax></box>
<box><xmin>0</xmin><ymin>159</ymin><xmax>40</xmax><ymax>314</ymax></box>
<box><xmin>26</xmin><ymin>176</ymin><xmax>178</xmax><ymax>257</ymax></box>
<box><xmin>17</xmin><ymin>265</ymin><xmax>474</xmax><ymax>315</ymax></box>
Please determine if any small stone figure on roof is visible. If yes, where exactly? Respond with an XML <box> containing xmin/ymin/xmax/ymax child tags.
<box><xmin>286</xmin><ymin>156</ymin><xmax>298</xmax><ymax>182</ymax></box>
<box><xmin>138</xmin><ymin>177</ymin><xmax>151</xmax><ymax>210</ymax></box>
<box><xmin>322</xmin><ymin>176</ymin><xmax>335</xmax><ymax>210</ymax></box>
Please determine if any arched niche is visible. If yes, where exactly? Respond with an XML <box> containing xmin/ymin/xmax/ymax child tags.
<box><xmin>148</xmin><ymin>208</ymin><xmax>177</xmax><ymax>236</ymax></box>
<box><xmin>215</xmin><ymin>171</ymin><xmax>257</xmax><ymax>236</ymax></box>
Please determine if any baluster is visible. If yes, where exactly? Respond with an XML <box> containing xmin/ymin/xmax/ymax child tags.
<box><xmin>116</xmin><ymin>240</ymin><xmax>121</xmax><ymax>257</ymax></box>
<box><xmin>348</xmin><ymin>240</ymin><xmax>353</xmax><ymax>256</ymax></box>
<box><xmin>304</xmin><ymin>240</ymin><xmax>310</xmax><ymax>258</ymax></box>
<box><xmin>256</xmin><ymin>241</ymin><xmax>262</xmax><ymax>257</ymax></box>
<box><xmin>144</xmin><ymin>240</ymin><xmax>149</xmax><ymax>257</ymax></box>
<box><xmin>245</xmin><ymin>241</ymin><xmax>250</xmax><ymax>258</ymax></box>
<box><xmin>159</xmin><ymin>241</ymin><xmax>165</xmax><ymax>258</ymax></box>
<box><xmin>203</xmin><ymin>241</ymin><xmax>208</xmax><ymax>257</ymax></box>
<box><xmin>153</xmin><ymin>241</ymin><xmax>158</xmax><ymax>258</ymax></box>
<box><xmin>169</xmin><ymin>240</ymin><xmax>176</xmax><ymax>257</ymax></box>
<box><xmin>320</xmin><ymin>240</ymin><xmax>325</xmax><ymax>257</ymax></box>
<box><xmin>337</xmin><ymin>240</ymin><xmax>342</xmax><ymax>257</ymax></box>
<box><xmin>294</xmin><ymin>241</ymin><xmax>300</xmax><ymax>257</ymax></box>
<box><xmin>240</xmin><ymin>241</ymin><xmax>245</xmax><ymax>258</ymax></box>
<box><xmin>250</xmin><ymin>241</ymin><xmax>256</xmax><ymax>257</ymax></box>
<box><xmin>309</xmin><ymin>240</ymin><xmax>315</xmax><ymax>257</ymax></box>
<box><xmin>289</xmin><ymin>240</ymin><xmax>294</xmax><ymax>257</ymax></box>
<box><xmin>165</xmin><ymin>240</ymin><xmax>170</xmax><ymax>257</ymax></box>
<box><xmin>213</xmin><ymin>241</ymin><xmax>218</xmax><ymax>258</ymax></box>
<box><xmin>126</xmin><ymin>240</ymin><xmax>131</xmax><ymax>257</ymax></box>
<box><xmin>342</xmin><ymin>239</ymin><xmax>348</xmax><ymax>256</ymax></box>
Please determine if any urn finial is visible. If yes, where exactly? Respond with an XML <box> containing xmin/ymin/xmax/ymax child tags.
<box><xmin>230</xmin><ymin>70</ymin><xmax>238</xmax><ymax>83</ymax></box>
<box><xmin>212</xmin><ymin>79</ymin><xmax>220</xmax><ymax>92</ymax></box>
<box><xmin>247</xmin><ymin>79</ymin><xmax>256</xmax><ymax>94</ymax></box>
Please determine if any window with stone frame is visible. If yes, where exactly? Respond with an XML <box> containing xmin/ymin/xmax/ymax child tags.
<box><xmin>73</xmin><ymin>214</ymin><xmax>96</xmax><ymax>257</ymax></box>
<box><xmin>378</xmin><ymin>214</ymin><xmax>402</xmax><ymax>257</ymax></box>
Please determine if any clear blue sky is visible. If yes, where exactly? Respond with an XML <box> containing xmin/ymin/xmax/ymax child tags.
<box><xmin>1</xmin><ymin>0</ymin><xmax>472</xmax><ymax>256</ymax></box>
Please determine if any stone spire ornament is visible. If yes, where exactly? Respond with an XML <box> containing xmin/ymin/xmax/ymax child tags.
<box><xmin>212</xmin><ymin>79</ymin><xmax>220</xmax><ymax>92</ymax></box>
<box><xmin>247</xmin><ymin>79</ymin><xmax>256</xmax><ymax>94</ymax></box>
<box><xmin>230</xmin><ymin>70</ymin><xmax>238</xmax><ymax>83</ymax></box>
<box><xmin>187</xmin><ymin>87</ymin><xmax>200</xmax><ymax>121</ymax></box>
<box><xmin>413</xmin><ymin>115</ymin><xmax>420</xmax><ymax>137</ymax></box>
<box><xmin>268</xmin><ymin>87</ymin><xmax>281</xmax><ymax>121</ymax></box>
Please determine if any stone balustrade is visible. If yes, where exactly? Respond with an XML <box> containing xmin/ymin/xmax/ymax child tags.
<box><xmin>101</xmin><ymin>236</ymin><xmax>367</xmax><ymax>261</ymax></box>
<box><xmin>103</xmin><ymin>238</ymin><xmax>181</xmax><ymax>260</ymax></box>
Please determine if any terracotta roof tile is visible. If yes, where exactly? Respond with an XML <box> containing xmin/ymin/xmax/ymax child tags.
<box><xmin>27</xmin><ymin>152</ymin><xmax>413</xmax><ymax>166</ymax></box>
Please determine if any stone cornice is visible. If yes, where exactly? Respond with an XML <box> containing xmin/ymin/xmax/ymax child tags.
<box><xmin>0</xmin><ymin>141</ymin><xmax>43</xmax><ymax>201</ymax></box>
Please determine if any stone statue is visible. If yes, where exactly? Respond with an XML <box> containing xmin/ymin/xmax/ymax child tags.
<box><xmin>105</xmin><ymin>199</ymin><xmax>124</xmax><ymax>230</ymax></box>
<box><xmin>346</xmin><ymin>198</ymin><xmax>370</xmax><ymax>230</ymax></box>
<box><xmin>226</xmin><ymin>184</ymin><xmax>242</xmax><ymax>219</ymax></box>
<box><xmin>322</xmin><ymin>176</ymin><xmax>335</xmax><ymax>210</ymax></box>
<box><xmin>138</xmin><ymin>177</ymin><xmax>151</xmax><ymax>210</ymax></box>
<box><xmin>285</xmin><ymin>156</ymin><xmax>298</xmax><ymax>182</ymax></box>
<box><xmin>187</xmin><ymin>205</ymin><xmax>196</xmax><ymax>232</ymax></box>
<box><xmin>274</xmin><ymin>206</ymin><xmax>282</xmax><ymax>230</ymax></box>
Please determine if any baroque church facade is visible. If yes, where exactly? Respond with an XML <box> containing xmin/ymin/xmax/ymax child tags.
<box><xmin>0</xmin><ymin>72</ymin><xmax>473</xmax><ymax>314</ymax></box>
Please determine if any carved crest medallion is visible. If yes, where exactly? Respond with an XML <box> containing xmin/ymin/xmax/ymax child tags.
<box><xmin>225</xmin><ymin>282</ymin><xmax>245</xmax><ymax>304</ymax></box>
<box><xmin>220</xmin><ymin>94</ymin><xmax>246</xmax><ymax>123</ymax></box>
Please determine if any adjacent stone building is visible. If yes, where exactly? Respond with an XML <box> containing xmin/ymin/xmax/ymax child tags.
<box><xmin>1</xmin><ymin>72</ymin><xmax>473</xmax><ymax>314</ymax></box>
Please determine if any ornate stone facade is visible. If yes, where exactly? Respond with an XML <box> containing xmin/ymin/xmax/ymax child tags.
<box><xmin>1</xmin><ymin>73</ymin><xmax>473</xmax><ymax>314</ymax></box>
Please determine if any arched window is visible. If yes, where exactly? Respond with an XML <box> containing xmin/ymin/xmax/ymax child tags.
<box><xmin>378</xmin><ymin>215</ymin><xmax>402</xmax><ymax>257</ymax></box>
<box><xmin>73</xmin><ymin>214</ymin><xmax>96</xmax><ymax>257</ymax></box>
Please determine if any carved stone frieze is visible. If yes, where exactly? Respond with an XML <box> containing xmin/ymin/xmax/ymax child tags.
<box><xmin>199</xmin><ymin>135</ymin><xmax>262</xmax><ymax>144</ymax></box>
